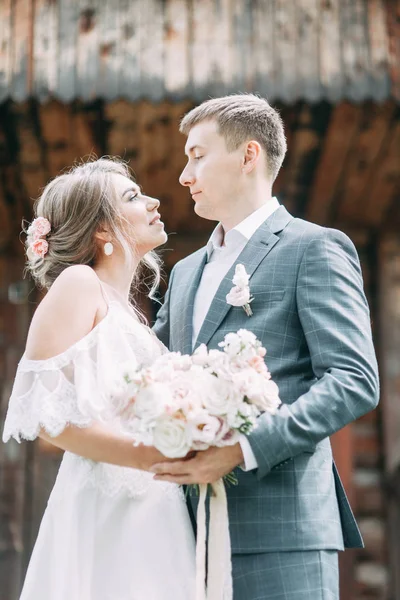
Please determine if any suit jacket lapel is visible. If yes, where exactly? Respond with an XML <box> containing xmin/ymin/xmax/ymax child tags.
<box><xmin>173</xmin><ymin>248</ymin><xmax>207</xmax><ymax>355</ymax></box>
<box><xmin>193</xmin><ymin>206</ymin><xmax>293</xmax><ymax>350</ymax></box>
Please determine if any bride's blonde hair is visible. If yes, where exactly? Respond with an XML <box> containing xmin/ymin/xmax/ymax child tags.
<box><xmin>25</xmin><ymin>157</ymin><xmax>162</xmax><ymax>299</ymax></box>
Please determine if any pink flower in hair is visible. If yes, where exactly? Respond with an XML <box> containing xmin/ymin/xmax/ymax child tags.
<box><xmin>31</xmin><ymin>238</ymin><xmax>49</xmax><ymax>258</ymax></box>
<box><xmin>27</xmin><ymin>217</ymin><xmax>51</xmax><ymax>240</ymax></box>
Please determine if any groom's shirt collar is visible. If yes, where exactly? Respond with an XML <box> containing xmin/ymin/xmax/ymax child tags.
<box><xmin>206</xmin><ymin>197</ymin><xmax>280</xmax><ymax>260</ymax></box>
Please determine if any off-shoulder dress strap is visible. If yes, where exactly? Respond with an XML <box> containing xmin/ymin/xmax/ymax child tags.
<box><xmin>95</xmin><ymin>275</ymin><xmax>111</xmax><ymax>308</ymax></box>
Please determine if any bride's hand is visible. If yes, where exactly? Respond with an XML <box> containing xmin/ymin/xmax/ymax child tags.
<box><xmin>137</xmin><ymin>445</ymin><xmax>195</xmax><ymax>472</ymax></box>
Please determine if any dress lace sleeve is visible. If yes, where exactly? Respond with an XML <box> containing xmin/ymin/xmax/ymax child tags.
<box><xmin>2</xmin><ymin>311</ymin><xmax>118</xmax><ymax>443</ymax></box>
<box><xmin>2</xmin><ymin>303</ymin><xmax>165</xmax><ymax>444</ymax></box>
<box><xmin>2</xmin><ymin>345</ymin><xmax>98</xmax><ymax>443</ymax></box>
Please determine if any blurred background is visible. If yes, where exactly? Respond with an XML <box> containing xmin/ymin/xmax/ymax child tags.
<box><xmin>0</xmin><ymin>1</ymin><xmax>399</xmax><ymax>599</ymax></box>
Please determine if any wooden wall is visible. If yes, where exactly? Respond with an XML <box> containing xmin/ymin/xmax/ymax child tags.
<box><xmin>0</xmin><ymin>0</ymin><xmax>399</xmax><ymax>104</ymax></box>
<box><xmin>0</xmin><ymin>97</ymin><xmax>398</xmax><ymax>599</ymax></box>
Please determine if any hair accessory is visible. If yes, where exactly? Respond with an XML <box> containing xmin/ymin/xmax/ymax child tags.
<box><xmin>104</xmin><ymin>242</ymin><xmax>114</xmax><ymax>256</ymax></box>
<box><xmin>26</xmin><ymin>217</ymin><xmax>51</xmax><ymax>259</ymax></box>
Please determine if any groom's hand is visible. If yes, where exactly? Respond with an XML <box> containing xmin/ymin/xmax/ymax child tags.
<box><xmin>150</xmin><ymin>443</ymin><xmax>244</xmax><ymax>484</ymax></box>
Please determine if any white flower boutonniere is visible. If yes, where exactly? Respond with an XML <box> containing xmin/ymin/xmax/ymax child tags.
<box><xmin>226</xmin><ymin>264</ymin><xmax>254</xmax><ymax>317</ymax></box>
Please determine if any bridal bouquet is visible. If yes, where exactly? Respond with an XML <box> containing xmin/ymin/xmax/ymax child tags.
<box><xmin>114</xmin><ymin>329</ymin><xmax>281</xmax><ymax>459</ymax></box>
<box><xmin>112</xmin><ymin>329</ymin><xmax>280</xmax><ymax>600</ymax></box>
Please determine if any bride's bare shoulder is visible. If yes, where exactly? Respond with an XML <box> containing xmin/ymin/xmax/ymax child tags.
<box><xmin>25</xmin><ymin>265</ymin><xmax>105</xmax><ymax>360</ymax></box>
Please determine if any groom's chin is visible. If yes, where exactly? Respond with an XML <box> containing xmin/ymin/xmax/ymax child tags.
<box><xmin>193</xmin><ymin>202</ymin><xmax>215</xmax><ymax>221</ymax></box>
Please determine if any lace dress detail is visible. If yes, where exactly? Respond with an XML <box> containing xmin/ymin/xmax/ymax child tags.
<box><xmin>3</xmin><ymin>301</ymin><xmax>178</xmax><ymax>500</ymax></box>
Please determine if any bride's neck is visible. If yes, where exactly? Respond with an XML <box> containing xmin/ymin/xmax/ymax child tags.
<box><xmin>94</xmin><ymin>266</ymin><xmax>136</xmax><ymax>304</ymax></box>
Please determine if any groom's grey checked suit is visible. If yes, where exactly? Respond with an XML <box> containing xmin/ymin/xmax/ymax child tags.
<box><xmin>154</xmin><ymin>205</ymin><xmax>379</xmax><ymax>599</ymax></box>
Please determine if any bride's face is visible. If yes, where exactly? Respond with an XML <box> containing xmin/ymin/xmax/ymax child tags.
<box><xmin>113</xmin><ymin>174</ymin><xmax>167</xmax><ymax>255</ymax></box>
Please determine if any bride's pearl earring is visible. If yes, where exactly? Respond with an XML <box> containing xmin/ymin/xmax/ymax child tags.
<box><xmin>104</xmin><ymin>242</ymin><xmax>114</xmax><ymax>256</ymax></box>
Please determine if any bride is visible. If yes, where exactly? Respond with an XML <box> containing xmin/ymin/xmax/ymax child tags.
<box><xmin>2</xmin><ymin>158</ymin><xmax>196</xmax><ymax>600</ymax></box>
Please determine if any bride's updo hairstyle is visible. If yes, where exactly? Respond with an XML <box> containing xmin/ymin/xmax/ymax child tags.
<box><xmin>25</xmin><ymin>157</ymin><xmax>161</xmax><ymax>297</ymax></box>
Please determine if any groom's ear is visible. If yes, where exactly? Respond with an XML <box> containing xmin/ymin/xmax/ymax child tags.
<box><xmin>242</xmin><ymin>140</ymin><xmax>262</xmax><ymax>174</ymax></box>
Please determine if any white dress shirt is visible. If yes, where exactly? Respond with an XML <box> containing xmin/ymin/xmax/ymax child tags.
<box><xmin>192</xmin><ymin>197</ymin><xmax>280</xmax><ymax>470</ymax></box>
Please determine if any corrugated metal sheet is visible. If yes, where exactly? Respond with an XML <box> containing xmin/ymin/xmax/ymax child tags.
<box><xmin>0</xmin><ymin>0</ymin><xmax>399</xmax><ymax>104</ymax></box>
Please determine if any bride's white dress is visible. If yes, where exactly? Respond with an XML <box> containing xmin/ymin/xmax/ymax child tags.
<box><xmin>2</xmin><ymin>296</ymin><xmax>196</xmax><ymax>600</ymax></box>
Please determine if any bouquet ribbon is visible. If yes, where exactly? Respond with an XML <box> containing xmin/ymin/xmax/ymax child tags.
<box><xmin>195</xmin><ymin>479</ymin><xmax>233</xmax><ymax>600</ymax></box>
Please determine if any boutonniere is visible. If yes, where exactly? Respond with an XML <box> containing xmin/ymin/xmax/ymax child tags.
<box><xmin>226</xmin><ymin>264</ymin><xmax>254</xmax><ymax>317</ymax></box>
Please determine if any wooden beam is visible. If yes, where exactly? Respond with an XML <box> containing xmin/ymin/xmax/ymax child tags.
<box><xmin>335</xmin><ymin>101</ymin><xmax>396</xmax><ymax>226</ymax></box>
<box><xmin>306</xmin><ymin>103</ymin><xmax>362</xmax><ymax>225</ymax></box>
<box><xmin>378</xmin><ymin>234</ymin><xmax>400</xmax><ymax>474</ymax></box>
<box><xmin>363</xmin><ymin>117</ymin><xmax>400</xmax><ymax>227</ymax></box>
<box><xmin>11</xmin><ymin>101</ymin><xmax>47</xmax><ymax>203</ymax></box>
<box><xmin>0</xmin><ymin>180</ymin><xmax>12</xmax><ymax>251</ymax></box>
<box><xmin>279</xmin><ymin>103</ymin><xmax>329</xmax><ymax>215</ymax></box>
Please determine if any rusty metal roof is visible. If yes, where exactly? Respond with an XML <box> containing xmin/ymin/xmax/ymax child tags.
<box><xmin>0</xmin><ymin>0</ymin><xmax>399</xmax><ymax>104</ymax></box>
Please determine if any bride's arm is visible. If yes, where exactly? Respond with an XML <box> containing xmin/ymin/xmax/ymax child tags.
<box><xmin>38</xmin><ymin>423</ymin><xmax>166</xmax><ymax>471</ymax></box>
<box><xmin>26</xmin><ymin>265</ymin><xmax>169</xmax><ymax>471</ymax></box>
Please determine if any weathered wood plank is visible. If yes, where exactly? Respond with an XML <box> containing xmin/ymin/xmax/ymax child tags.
<box><xmin>306</xmin><ymin>102</ymin><xmax>362</xmax><ymax>224</ymax></box>
<box><xmin>367</xmin><ymin>0</ymin><xmax>391</xmax><ymax>101</ymax></box>
<box><xmin>189</xmin><ymin>0</ymin><xmax>215</xmax><ymax>98</ymax></box>
<box><xmin>335</xmin><ymin>102</ymin><xmax>395</xmax><ymax>225</ymax></box>
<box><xmin>11</xmin><ymin>0</ymin><xmax>34</xmax><ymax>102</ymax></box>
<box><xmin>363</xmin><ymin>116</ymin><xmax>400</xmax><ymax>227</ymax></box>
<box><xmin>274</xmin><ymin>0</ymin><xmax>298</xmax><ymax>102</ymax></box>
<box><xmin>76</xmin><ymin>0</ymin><xmax>99</xmax><ymax>101</ymax></box>
<box><xmin>95</xmin><ymin>0</ymin><xmax>119</xmax><ymax>101</ymax></box>
<box><xmin>230</xmin><ymin>0</ymin><xmax>254</xmax><ymax>92</ymax></box>
<box><xmin>340</xmin><ymin>0</ymin><xmax>372</xmax><ymax>101</ymax></box>
<box><xmin>164</xmin><ymin>0</ymin><xmax>190</xmax><ymax>97</ymax></box>
<box><xmin>118</xmin><ymin>0</ymin><xmax>141</xmax><ymax>100</ymax></box>
<box><xmin>319</xmin><ymin>0</ymin><xmax>342</xmax><ymax>101</ymax></box>
<box><xmin>137</xmin><ymin>0</ymin><xmax>164</xmax><ymax>100</ymax></box>
<box><xmin>296</xmin><ymin>0</ymin><xmax>320</xmax><ymax>101</ymax></box>
<box><xmin>0</xmin><ymin>0</ymin><xmax>13</xmax><ymax>102</ymax></box>
<box><xmin>32</xmin><ymin>0</ymin><xmax>58</xmax><ymax>101</ymax></box>
<box><xmin>57</xmin><ymin>0</ymin><xmax>79</xmax><ymax>102</ymax></box>
<box><xmin>209</xmin><ymin>0</ymin><xmax>234</xmax><ymax>96</ymax></box>
<box><xmin>253</xmin><ymin>0</ymin><xmax>275</xmax><ymax>98</ymax></box>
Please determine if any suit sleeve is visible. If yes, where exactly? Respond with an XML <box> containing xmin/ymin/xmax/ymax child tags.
<box><xmin>152</xmin><ymin>266</ymin><xmax>175</xmax><ymax>349</ymax></box>
<box><xmin>247</xmin><ymin>228</ymin><xmax>380</xmax><ymax>479</ymax></box>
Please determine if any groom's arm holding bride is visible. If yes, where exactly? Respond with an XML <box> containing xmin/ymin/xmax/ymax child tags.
<box><xmin>152</xmin><ymin>227</ymin><xmax>380</xmax><ymax>484</ymax></box>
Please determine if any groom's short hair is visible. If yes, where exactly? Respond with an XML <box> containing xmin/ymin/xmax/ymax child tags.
<box><xmin>180</xmin><ymin>94</ymin><xmax>287</xmax><ymax>181</ymax></box>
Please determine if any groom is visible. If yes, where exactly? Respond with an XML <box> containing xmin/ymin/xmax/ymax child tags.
<box><xmin>152</xmin><ymin>94</ymin><xmax>379</xmax><ymax>599</ymax></box>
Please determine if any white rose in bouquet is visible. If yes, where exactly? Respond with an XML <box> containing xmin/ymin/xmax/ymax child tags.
<box><xmin>200</xmin><ymin>372</ymin><xmax>241</xmax><ymax>416</ymax></box>
<box><xmin>134</xmin><ymin>382</ymin><xmax>171</xmax><ymax>423</ymax></box>
<box><xmin>153</xmin><ymin>415</ymin><xmax>191</xmax><ymax>458</ymax></box>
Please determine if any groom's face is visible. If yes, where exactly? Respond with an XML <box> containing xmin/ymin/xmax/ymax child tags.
<box><xmin>179</xmin><ymin>120</ymin><xmax>244</xmax><ymax>222</ymax></box>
